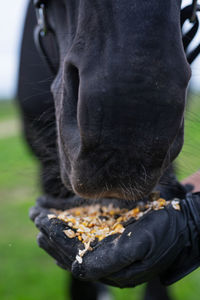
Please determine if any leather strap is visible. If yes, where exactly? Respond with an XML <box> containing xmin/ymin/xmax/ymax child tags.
<box><xmin>33</xmin><ymin>0</ymin><xmax>59</xmax><ymax>74</ymax></box>
<box><xmin>181</xmin><ymin>4</ymin><xmax>200</xmax><ymax>64</ymax></box>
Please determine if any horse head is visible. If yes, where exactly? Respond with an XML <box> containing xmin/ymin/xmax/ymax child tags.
<box><xmin>43</xmin><ymin>0</ymin><xmax>191</xmax><ymax>201</ymax></box>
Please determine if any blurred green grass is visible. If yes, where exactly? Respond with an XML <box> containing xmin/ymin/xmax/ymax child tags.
<box><xmin>0</xmin><ymin>101</ymin><xmax>18</xmax><ymax>121</ymax></box>
<box><xmin>0</xmin><ymin>98</ymin><xmax>200</xmax><ymax>300</ymax></box>
<box><xmin>176</xmin><ymin>93</ymin><xmax>200</xmax><ymax>180</ymax></box>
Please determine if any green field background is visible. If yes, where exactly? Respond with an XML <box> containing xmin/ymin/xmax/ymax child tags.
<box><xmin>0</xmin><ymin>96</ymin><xmax>200</xmax><ymax>300</ymax></box>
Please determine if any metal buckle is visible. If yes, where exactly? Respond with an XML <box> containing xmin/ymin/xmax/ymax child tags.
<box><xmin>35</xmin><ymin>3</ymin><xmax>48</xmax><ymax>36</ymax></box>
<box><xmin>33</xmin><ymin>1</ymin><xmax>59</xmax><ymax>74</ymax></box>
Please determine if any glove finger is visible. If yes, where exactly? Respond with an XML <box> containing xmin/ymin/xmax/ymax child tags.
<box><xmin>37</xmin><ymin>232</ymin><xmax>72</xmax><ymax>270</ymax></box>
<box><xmin>72</xmin><ymin>209</ymin><xmax>171</xmax><ymax>281</ymax></box>
<box><xmin>100</xmin><ymin>277</ymin><xmax>137</xmax><ymax>288</ymax></box>
<box><xmin>72</xmin><ymin>218</ymin><xmax>152</xmax><ymax>281</ymax></box>
<box><xmin>29</xmin><ymin>205</ymin><xmax>50</xmax><ymax>221</ymax></box>
<box><xmin>101</xmin><ymin>204</ymin><xmax>186</xmax><ymax>288</ymax></box>
<box><xmin>37</xmin><ymin>232</ymin><xmax>67</xmax><ymax>266</ymax></box>
<box><xmin>102</xmin><ymin>261</ymin><xmax>155</xmax><ymax>288</ymax></box>
<box><xmin>35</xmin><ymin>213</ymin><xmax>82</xmax><ymax>261</ymax></box>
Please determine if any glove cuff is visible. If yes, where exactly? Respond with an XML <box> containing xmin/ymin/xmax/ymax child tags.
<box><xmin>160</xmin><ymin>192</ymin><xmax>200</xmax><ymax>286</ymax></box>
<box><xmin>185</xmin><ymin>192</ymin><xmax>200</xmax><ymax>236</ymax></box>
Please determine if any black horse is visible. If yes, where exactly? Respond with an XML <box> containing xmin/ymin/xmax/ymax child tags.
<box><xmin>17</xmin><ymin>1</ymin><xmax>199</xmax><ymax>299</ymax></box>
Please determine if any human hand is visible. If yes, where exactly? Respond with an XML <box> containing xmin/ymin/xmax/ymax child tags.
<box><xmin>71</xmin><ymin>193</ymin><xmax>200</xmax><ymax>288</ymax></box>
<box><xmin>30</xmin><ymin>193</ymin><xmax>200</xmax><ymax>288</ymax></box>
<box><xmin>182</xmin><ymin>171</ymin><xmax>200</xmax><ymax>193</ymax></box>
<box><xmin>29</xmin><ymin>195</ymin><xmax>87</xmax><ymax>270</ymax></box>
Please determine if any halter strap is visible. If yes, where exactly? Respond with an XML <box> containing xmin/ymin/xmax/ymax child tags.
<box><xmin>191</xmin><ymin>0</ymin><xmax>198</xmax><ymax>22</ymax></box>
<box><xmin>181</xmin><ymin>2</ymin><xmax>200</xmax><ymax>64</ymax></box>
<box><xmin>33</xmin><ymin>0</ymin><xmax>59</xmax><ymax>75</ymax></box>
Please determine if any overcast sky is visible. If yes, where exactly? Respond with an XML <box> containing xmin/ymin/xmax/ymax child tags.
<box><xmin>0</xmin><ymin>0</ymin><xmax>28</xmax><ymax>98</ymax></box>
<box><xmin>0</xmin><ymin>0</ymin><xmax>199</xmax><ymax>99</ymax></box>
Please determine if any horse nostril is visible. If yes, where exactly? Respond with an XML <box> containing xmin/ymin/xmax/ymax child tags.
<box><xmin>64</xmin><ymin>64</ymin><xmax>80</xmax><ymax>121</ymax></box>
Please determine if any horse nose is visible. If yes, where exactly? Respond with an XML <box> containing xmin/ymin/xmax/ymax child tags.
<box><xmin>57</xmin><ymin>62</ymin><xmax>190</xmax><ymax>201</ymax></box>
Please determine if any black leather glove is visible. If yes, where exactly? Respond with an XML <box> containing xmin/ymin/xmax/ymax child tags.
<box><xmin>29</xmin><ymin>195</ymin><xmax>126</xmax><ymax>270</ymax></box>
<box><xmin>30</xmin><ymin>193</ymin><xmax>200</xmax><ymax>288</ymax></box>
<box><xmin>29</xmin><ymin>195</ymin><xmax>89</xmax><ymax>271</ymax></box>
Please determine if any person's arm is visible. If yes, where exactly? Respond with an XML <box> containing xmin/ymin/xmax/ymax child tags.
<box><xmin>182</xmin><ymin>170</ymin><xmax>200</xmax><ymax>192</ymax></box>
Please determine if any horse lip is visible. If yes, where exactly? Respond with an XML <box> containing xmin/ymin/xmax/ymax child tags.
<box><xmin>75</xmin><ymin>192</ymin><xmax>139</xmax><ymax>202</ymax></box>
<box><xmin>70</xmin><ymin>182</ymin><xmax>147</xmax><ymax>203</ymax></box>
<box><xmin>39</xmin><ymin>194</ymin><xmax>146</xmax><ymax>211</ymax></box>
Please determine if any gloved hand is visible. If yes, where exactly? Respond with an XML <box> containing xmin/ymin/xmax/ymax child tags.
<box><xmin>30</xmin><ymin>193</ymin><xmax>200</xmax><ymax>288</ymax></box>
<box><xmin>29</xmin><ymin>195</ymin><xmax>125</xmax><ymax>270</ymax></box>
<box><xmin>29</xmin><ymin>195</ymin><xmax>87</xmax><ymax>270</ymax></box>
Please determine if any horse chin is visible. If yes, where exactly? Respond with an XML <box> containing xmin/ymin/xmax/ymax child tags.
<box><xmin>44</xmin><ymin>193</ymin><xmax>145</xmax><ymax>211</ymax></box>
<box><xmin>69</xmin><ymin>181</ymin><xmax>149</xmax><ymax>209</ymax></box>
<box><xmin>71</xmin><ymin>188</ymin><xmax>145</xmax><ymax>203</ymax></box>
<box><xmin>60</xmin><ymin>162</ymin><xmax>159</xmax><ymax>207</ymax></box>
